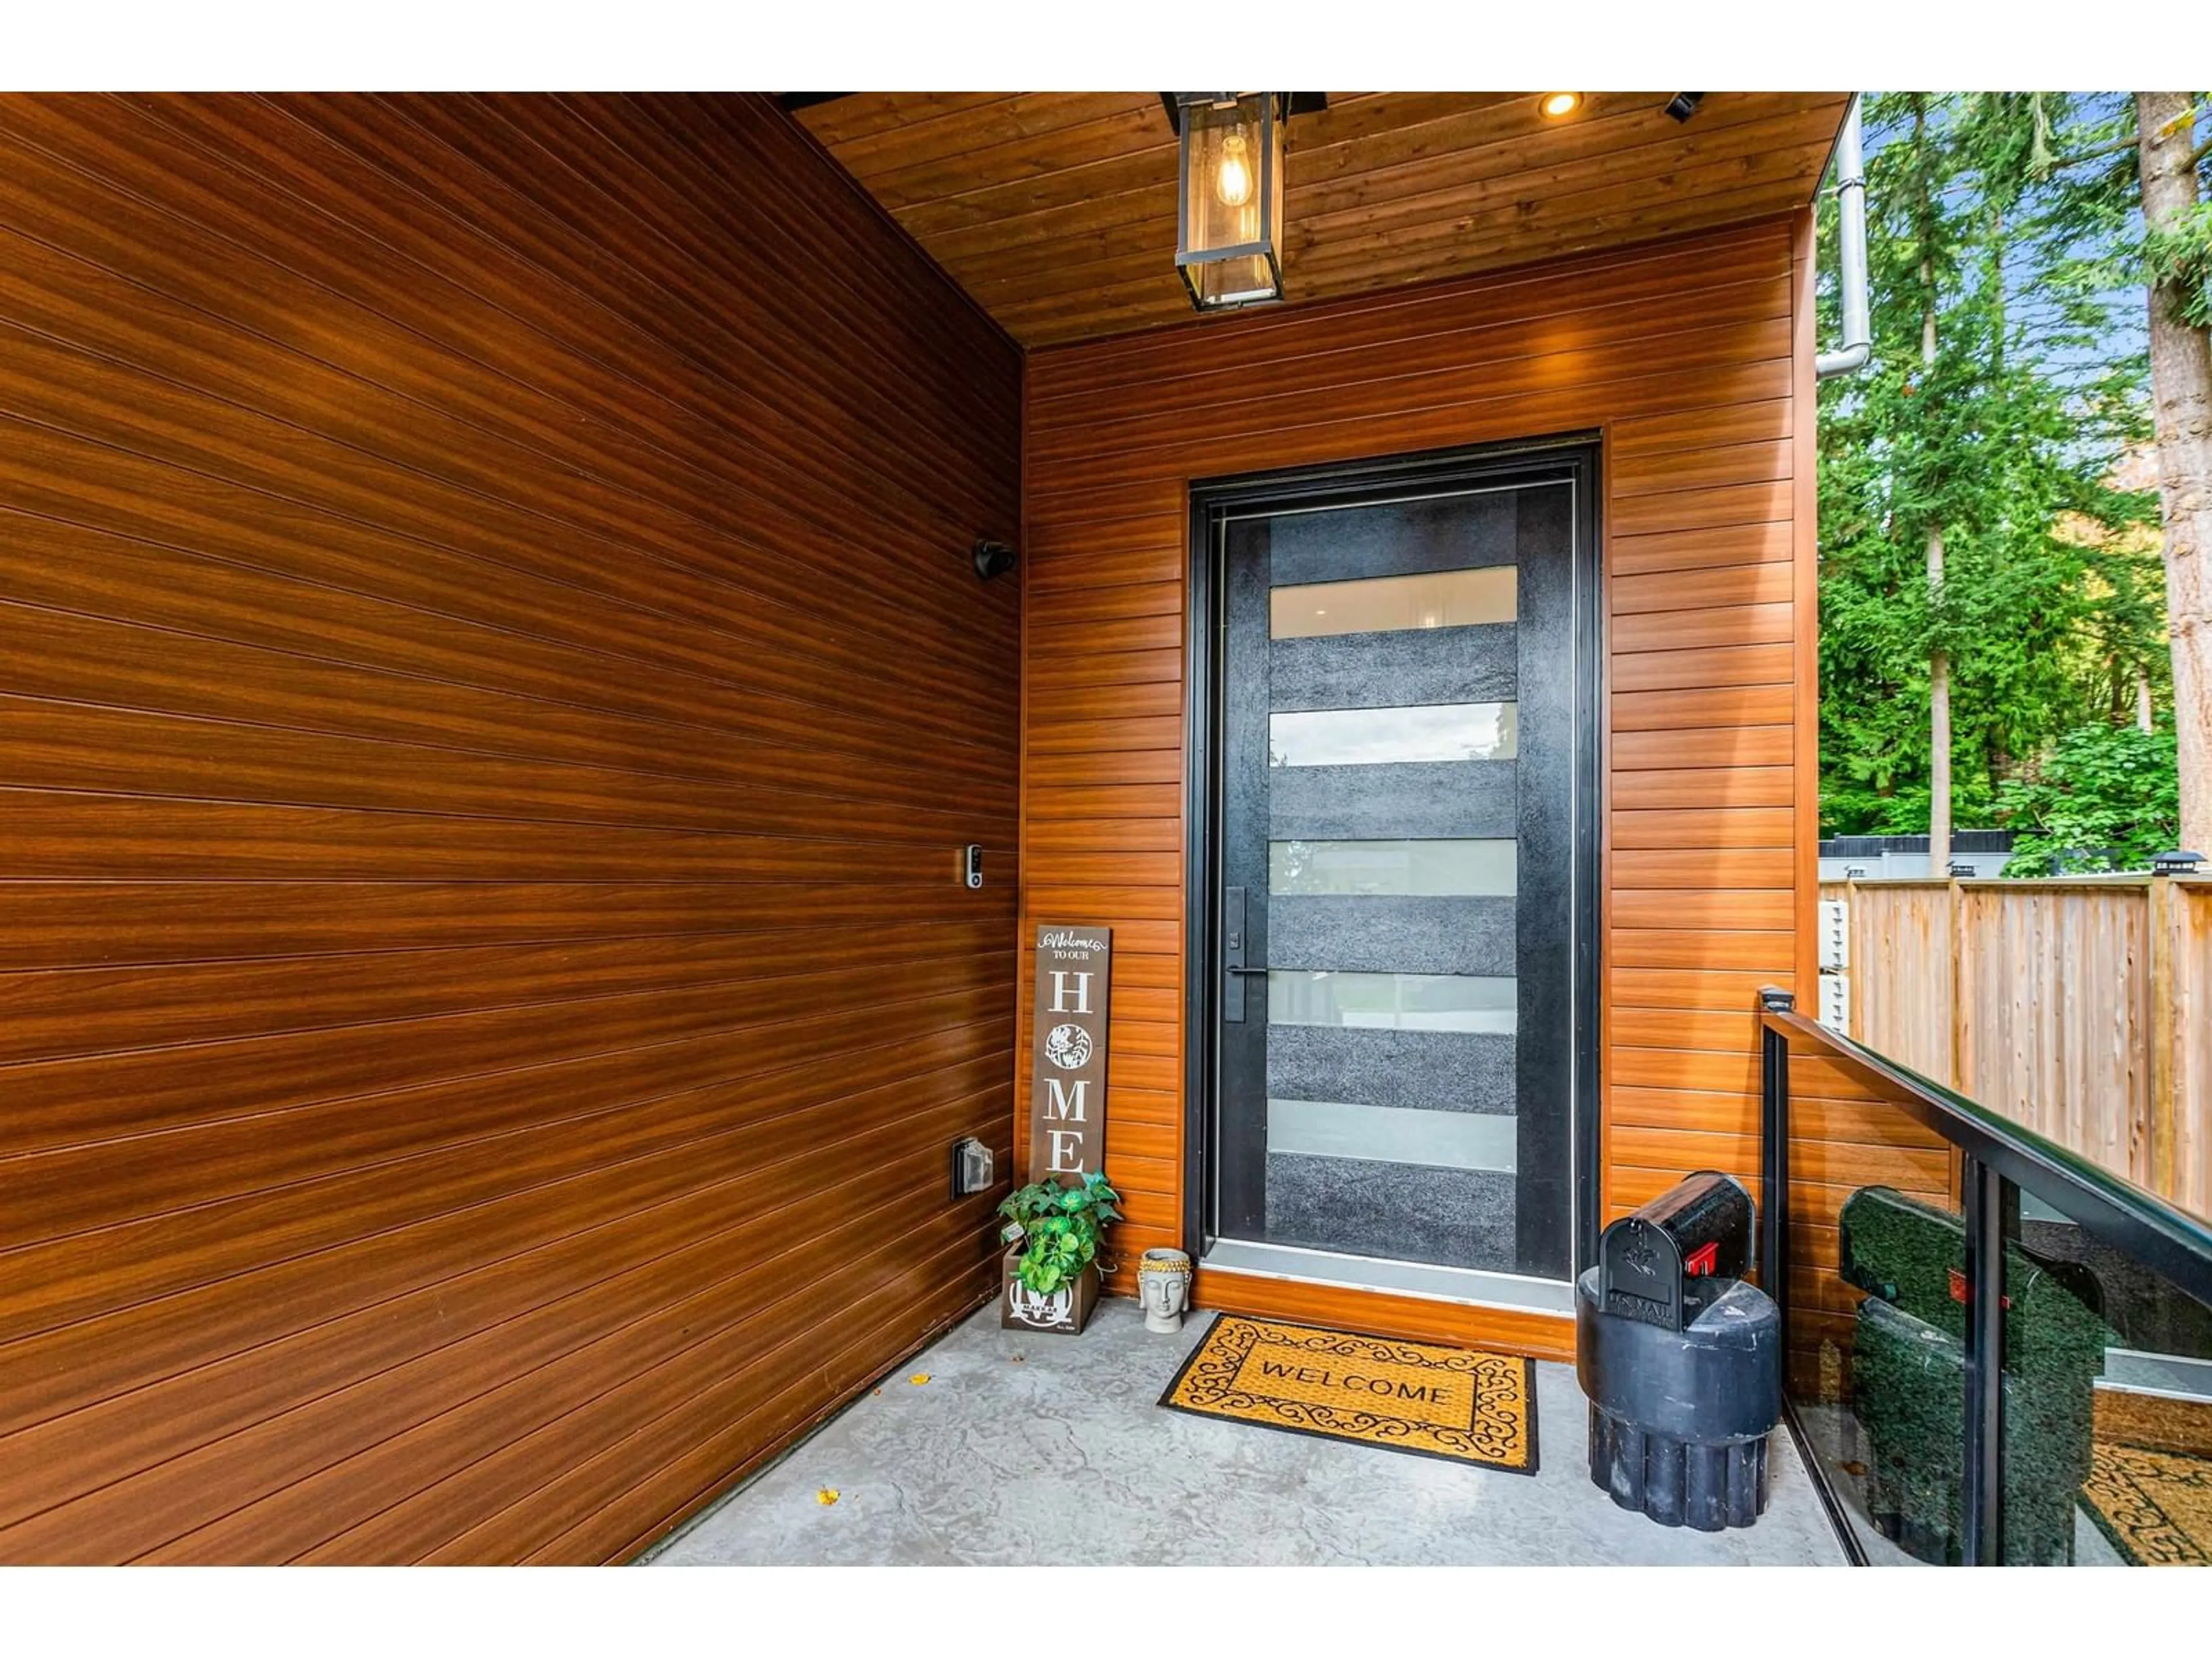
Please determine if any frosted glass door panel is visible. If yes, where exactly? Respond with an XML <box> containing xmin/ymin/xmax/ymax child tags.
<box><xmin>1270</xmin><ymin>566</ymin><xmax>1517</xmax><ymax>638</ymax></box>
<box><xmin>1268</xmin><ymin>838</ymin><xmax>1517</xmax><ymax>896</ymax></box>
<box><xmin>1266</xmin><ymin>970</ymin><xmax>1516</xmax><ymax>1032</ymax></box>
<box><xmin>1268</xmin><ymin>702</ymin><xmax>1517</xmax><ymax>766</ymax></box>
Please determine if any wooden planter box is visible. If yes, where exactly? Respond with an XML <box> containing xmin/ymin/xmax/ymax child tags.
<box><xmin>999</xmin><ymin>1244</ymin><xmax>1099</xmax><ymax>1335</ymax></box>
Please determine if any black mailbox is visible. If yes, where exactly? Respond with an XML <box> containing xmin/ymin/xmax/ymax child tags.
<box><xmin>1598</xmin><ymin>1170</ymin><xmax>1754</xmax><ymax>1332</ymax></box>
<box><xmin>1578</xmin><ymin>1169</ymin><xmax>1779</xmax><ymax>1532</ymax></box>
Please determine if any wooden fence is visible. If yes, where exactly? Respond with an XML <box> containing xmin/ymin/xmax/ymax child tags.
<box><xmin>1818</xmin><ymin>874</ymin><xmax>2212</xmax><ymax>1220</ymax></box>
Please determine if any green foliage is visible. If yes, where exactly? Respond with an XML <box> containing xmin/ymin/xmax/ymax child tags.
<box><xmin>2028</xmin><ymin>94</ymin><xmax>2212</xmax><ymax>331</ymax></box>
<box><xmin>996</xmin><ymin>1171</ymin><xmax>1122</xmax><ymax>1295</ymax></box>
<box><xmin>2143</xmin><ymin>199</ymin><xmax>2212</xmax><ymax>329</ymax></box>
<box><xmin>1817</xmin><ymin>93</ymin><xmax>2164</xmax><ymax>842</ymax></box>
<box><xmin>1998</xmin><ymin>722</ymin><xmax>2180</xmax><ymax>873</ymax></box>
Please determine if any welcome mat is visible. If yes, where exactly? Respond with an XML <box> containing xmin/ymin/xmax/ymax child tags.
<box><xmin>1158</xmin><ymin>1314</ymin><xmax>1536</xmax><ymax>1474</ymax></box>
<box><xmin>2082</xmin><ymin>1442</ymin><xmax>2212</xmax><ymax>1565</ymax></box>
<box><xmin>2083</xmin><ymin>1390</ymin><xmax>2212</xmax><ymax>1566</ymax></box>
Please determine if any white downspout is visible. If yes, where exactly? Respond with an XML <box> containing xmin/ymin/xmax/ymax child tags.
<box><xmin>1816</xmin><ymin>95</ymin><xmax>1872</xmax><ymax>380</ymax></box>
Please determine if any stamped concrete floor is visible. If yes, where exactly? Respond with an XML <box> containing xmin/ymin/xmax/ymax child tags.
<box><xmin>646</xmin><ymin>1298</ymin><xmax>1846</xmax><ymax>1567</ymax></box>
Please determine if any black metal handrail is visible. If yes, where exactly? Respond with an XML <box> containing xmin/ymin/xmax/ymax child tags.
<box><xmin>1756</xmin><ymin>986</ymin><xmax>2212</xmax><ymax>1567</ymax></box>
<box><xmin>1758</xmin><ymin>991</ymin><xmax>2212</xmax><ymax>1310</ymax></box>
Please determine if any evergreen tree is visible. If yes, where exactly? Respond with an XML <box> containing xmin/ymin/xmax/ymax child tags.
<box><xmin>1816</xmin><ymin>93</ymin><xmax>2160</xmax><ymax>840</ymax></box>
<box><xmin>2131</xmin><ymin>94</ymin><xmax>2210</xmax><ymax>852</ymax></box>
<box><xmin>2010</xmin><ymin>92</ymin><xmax>2211</xmax><ymax>849</ymax></box>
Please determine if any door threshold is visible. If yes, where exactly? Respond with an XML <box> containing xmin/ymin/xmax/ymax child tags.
<box><xmin>1200</xmin><ymin>1238</ymin><xmax>1575</xmax><ymax>1317</ymax></box>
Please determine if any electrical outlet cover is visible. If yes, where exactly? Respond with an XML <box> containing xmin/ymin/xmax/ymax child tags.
<box><xmin>952</xmin><ymin>1135</ymin><xmax>994</xmax><ymax>1196</ymax></box>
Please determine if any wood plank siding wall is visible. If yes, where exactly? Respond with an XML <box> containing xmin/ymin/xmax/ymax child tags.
<box><xmin>1018</xmin><ymin>215</ymin><xmax>1820</xmax><ymax>1355</ymax></box>
<box><xmin>0</xmin><ymin>94</ymin><xmax>1021</xmax><ymax>1563</ymax></box>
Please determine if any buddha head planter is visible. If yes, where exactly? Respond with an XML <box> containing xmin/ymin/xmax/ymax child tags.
<box><xmin>1137</xmin><ymin>1248</ymin><xmax>1194</xmax><ymax>1334</ymax></box>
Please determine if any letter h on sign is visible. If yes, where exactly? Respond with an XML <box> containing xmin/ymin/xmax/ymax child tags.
<box><xmin>1027</xmin><ymin>926</ymin><xmax>1111</xmax><ymax>1182</ymax></box>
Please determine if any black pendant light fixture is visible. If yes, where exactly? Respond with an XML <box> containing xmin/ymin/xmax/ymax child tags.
<box><xmin>1162</xmin><ymin>94</ymin><xmax>1324</xmax><ymax>312</ymax></box>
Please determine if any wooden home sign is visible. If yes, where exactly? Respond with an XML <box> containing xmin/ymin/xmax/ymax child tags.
<box><xmin>1027</xmin><ymin>925</ymin><xmax>1110</xmax><ymax>1181</ymax></box>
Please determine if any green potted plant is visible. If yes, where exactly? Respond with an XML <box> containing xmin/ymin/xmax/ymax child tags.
<box><xmin>997</xmin><ymin>1171</ymin><xmax>1122</xmax><ymax>1335</ymax></box>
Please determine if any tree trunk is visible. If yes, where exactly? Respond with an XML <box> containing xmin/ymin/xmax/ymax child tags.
<box><xmin>2138</xmin><ymin>666</ymin><xmax>2156</xmax><ymax>733</ymax></box>
<box><xmin>1929</xmin><ymin>531</ymin><xmax>1950</xmax><ymax>866</ymax></box>
<box><xmin>1922</xmin><ymin>138</ymin><xmax>1952</xmax><ymax>869</ymax></box>
<box><xmin>2138</xmin><ymin>92</ymin><xmax>2212</xmax><ymax>851</ymax></box>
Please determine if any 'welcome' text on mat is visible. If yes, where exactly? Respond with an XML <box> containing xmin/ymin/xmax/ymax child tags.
<box><xmin>1159</xmin><ymin>1315</ymin><xmax>1536</xmax><ymax>1474</ymax></box>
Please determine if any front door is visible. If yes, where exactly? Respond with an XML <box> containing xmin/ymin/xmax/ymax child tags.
<box><xmin>1194</xmin><ymin>445</ymin><xmax>1596</xmax><ymax>1298</ymax></box>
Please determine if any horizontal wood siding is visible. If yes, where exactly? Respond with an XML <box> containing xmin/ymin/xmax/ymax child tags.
<box><xmin>0</xmin><ymin>93</ymin><xmax>1022</xmax><ymax>1563</ymax></box>
<box><xmin>1020</xmin><ymin>217</ymin><xmax>1815</xmax><ymax>1345</ymax></box>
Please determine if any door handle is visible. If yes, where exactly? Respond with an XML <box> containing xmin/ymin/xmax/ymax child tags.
<box><xmin>1225</xmin><ymin>885</ymin><xmax>1252</xmax><ymax>1023</ymax></box>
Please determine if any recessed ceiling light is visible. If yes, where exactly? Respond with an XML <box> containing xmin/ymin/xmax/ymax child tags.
<box><xmin>1540</xmin><ymin>92</ymin><xmax>1581</xmax><ymax>119</ymax></box>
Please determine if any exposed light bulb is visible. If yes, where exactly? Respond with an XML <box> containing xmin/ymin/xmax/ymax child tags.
<box><xmin>1214</xmin><ymin>132</ymin><xmax>1254</xmax><ymax>207</ymax></box>
<box><xmin>1540</xmin><ymin>92</ymin><xmax>1581</xmax><ymax>119</ymax></box>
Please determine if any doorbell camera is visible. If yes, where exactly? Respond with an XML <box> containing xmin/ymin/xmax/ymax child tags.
<box><xmin>963</xmin><ymin>844</ymin><xmax>984</xmax><ymax>888</ymax></box>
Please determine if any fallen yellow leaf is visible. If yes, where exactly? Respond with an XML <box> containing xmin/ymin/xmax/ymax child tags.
<box><xmin>816</xmin><ymin>1487</ymin><xmax>839</xmax><ymax>1506</ymax></box>
<box><xmin>908</xmin><ymin>1372</ymin><xmax>931</xmax><ymax>1386</ymax></box>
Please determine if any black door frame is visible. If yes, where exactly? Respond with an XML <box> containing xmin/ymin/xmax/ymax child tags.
<box><xmin>1180</xmin><ymin>431</ymin><xmax>1605</xmax><ymax>1282</ymax></box>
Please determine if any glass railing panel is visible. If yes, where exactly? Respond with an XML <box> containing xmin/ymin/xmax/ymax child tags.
<box><xmin>2001</xmin><ymin>1181</ymin><xmax>2212</xmax><ymax>1566</ymax></box>
<box><xmin>1783</xmin><ymin>1029</ymin><xmax>1965</xmax><ymax>1564</ymax></box>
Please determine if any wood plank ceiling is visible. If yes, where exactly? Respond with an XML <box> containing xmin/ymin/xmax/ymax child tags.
<box><xmin>796</xmin><ymin>92</ymin><xmax>1850</xmax><ymax>347</ymax></box>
